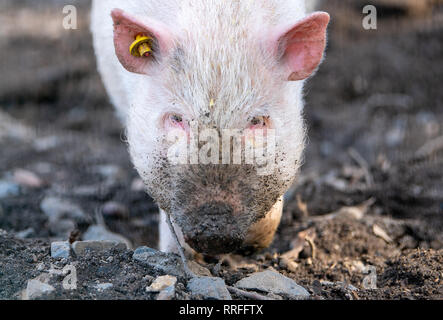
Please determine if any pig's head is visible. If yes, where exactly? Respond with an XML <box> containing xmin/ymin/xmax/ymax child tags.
<box><xmin>111</xmin><ymin>6</ymin><xmax>329</xmax><ymax>255</ymax></box>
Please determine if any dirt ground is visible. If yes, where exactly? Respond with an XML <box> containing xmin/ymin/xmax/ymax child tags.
<box><xmin>0</xmin><ymin>0</ymin><xmax>442</xmax><ymax>300</ymax></box>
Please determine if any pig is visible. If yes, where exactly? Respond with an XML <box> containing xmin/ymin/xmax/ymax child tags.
<box><xmin>91</xmin><ymin>0</ymin><xmax>329</xmax><ymax>256</ymax></box>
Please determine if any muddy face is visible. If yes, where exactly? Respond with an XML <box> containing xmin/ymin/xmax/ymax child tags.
<box><xmin>141</xmin><ymin>140</ymin><xmax>296</xmax><ymax>254</ymax></box>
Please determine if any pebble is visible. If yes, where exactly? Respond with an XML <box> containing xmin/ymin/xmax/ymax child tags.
<box><xmin>16</xmin><ymin>227</ymin><xmax>35</xmax><ymax>239</ymax></box>
<box><xmin>132</xmin><ymin>246</ymin><xmax>211</xmax><ymax>279</ymax></box>
<box><xmin>40</xmin><ymin>196</ymin><xmax>87</xmax><ymax>222</ymax></box>
<box><xmin>279</xmin><ymin>257</ymin><xmax>298</xmax><ymax>273</ymax></box>
<box><xmin>146</xmin><ymin>275</ymin><xmax>177</xmax><ymax>292</ymax></box>
<box><xmin>49</xmin><ymin>219</ymin><xmax>76</xmax><ymax>239</ymax></box>
<box><xmin>102</xmin><ymin>201</ymin><xmax>129</xmax><ymax>219</ymax></box>
<box><xmin>234</xmin><ymin>270</ymin><xmax>310</xmax><ymax>299</ymax></box>
<box><xmin>72</xmin><ymin>240</ymin><xmax>127</xmax><ymax>256</ymax></box>
<box><xmin>83</xmin><ymin>225</ymin><xmax>132</xmax><ymax>249</ymax></box>
<box><xmin>133</xmin><ymin>246</ymin><xmax>186</xmax><ymax>279</ymax></box>
<box><xmin>187</xmin><ymin>277</ymin><xmax>232</xmax><ymax>300</ymax></box>
<box><xmin>94</xmin><ymin>164</ymin><xmax>125</xmax><ymax>182</ymax></box>
<box><xmin>131</xmin><ymin>178</ymin><xmax>145</xmax><ymax>192</ymax></box>
<box><xmin>23</xmin><ymin>279</ymin><xmax>55</xmax><ymax>300</ymax></box>
<box><xmin>0</xmin><ymin>180</ymin><xmax>20</xmax><ymax>198</ymax></box>
<box><xmin>157</xmin><ymin>285</ymin><xmax>176</xmax><ymax>300</ymax></box>
<box><xmin>36</xmin><ymin>262</ymin><xmax>46</xmax><ymax>272</ymax></box>
<box><xmin>94</xmin><ymin>283</ymin><xmax>114</xmax><ymax>291</ymax></box>
<box><xmin>51</xmin><ymin>241</ymin><xmax>71</xmax><ymax>259</ymax></box>
<box><xmin>188</xmin><ymin>261</ymin><xmax>213</xmax><ymax>277</ymax></box>
<box><xmin>13</xmin><ymin>169</ymin><xmax>45</xmax><ymax>188</ymax></box>
<box><xmin>33</xmin><ymin>136</ymin><xmax>59</xmax><ymax>152</ymax></box>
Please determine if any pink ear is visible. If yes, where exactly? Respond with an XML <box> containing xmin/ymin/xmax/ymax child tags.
<box><xmin>274</xmin><ymin>12</ymin><xmax>330</xmax><ymax>81</ymax></box>
<box><xmin>111</xmin><ymin>9</ymin><xmax>174</xmax><ymax>74</ymax></box>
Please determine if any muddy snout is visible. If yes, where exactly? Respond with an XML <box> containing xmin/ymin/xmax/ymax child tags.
<box><xmin>180</xmin><ymin>202</ymin><xmax>247</xmax><ymax>255</ymax></box>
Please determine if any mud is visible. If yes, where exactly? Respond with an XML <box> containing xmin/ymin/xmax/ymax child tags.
<box><xmin>0</xmin><ymin>0</ymin><xmax>442</xmax><ymax>300</ymax></box>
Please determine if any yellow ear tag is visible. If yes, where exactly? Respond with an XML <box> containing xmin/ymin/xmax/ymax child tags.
<box><xmin>129</xmin><ymin>35</ymin><xmax>153</xmax><ymax>58</ymax></box>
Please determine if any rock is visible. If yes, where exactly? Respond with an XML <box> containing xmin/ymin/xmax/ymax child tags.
<box><xmin>133</xmin><ymin>246</ymin><xmax>186</xmax><ymax>279</ymax></box>
<box><xmin>188</xmin><ymin>261</ymin><xmax>213</xmax><ymax>277</ymax></box>
<box><xmin>13</xmin><ymin>169</ymin><xmax>45</xmax><ymax>188</ymax></box>
<box><xmin>132</xmin><ymin>246</ymin><xmax>211</xmax><ymax>279</ymax></box>
<box><xmin>102</xmin><ymin>201</ymin><xmax>129</xmax><ymax>219</ymax></box>
<box><xmin>234</xmin><ymin>270</ymin><xmax>310</xmax><ymax>299</ymax></box>
<box><xmin>146</xmin><ymin>275</ymin><xmax>177</xmax><ymax>292</ymax></box>
<box><xmin>72</xmin><ymin>240</ymin><xmax>127</xmax><ymax>256</ymax></box>
<box><xmin>50</xmin><ymin>219</ymin><xmax>77</xmax><ymax>239</ymax></box>
<box><xmin>83</xmin><ymin>225</ymin><xmax>132</xmax><ymax>249</ymax></box>
<box><xmin>187</xmin><ymin>277</ymin><xmax>232</xmax><ymax>300</ymax></box>
<box><xmin>0</xmin><ymin>180</ymin><xmax>20</xmax><ymax>198</ymax></box>
<box><xmin>16</xmin><ymin>228</ymin><xmax>35</xmax><ymax>239</ymax></box>
<box><xmin>94</xmin><ymin>164</ymin><xmax>125</xmax><ymax>183</ymax></box>
<box><xmin>279</xmin><ymin>257</ymin><xmax>298</xmax><ymax>273</ymax></box>
<box><xmin>131</xmin><ymin>178</ymin><xmax>145</xmax><ymax>192</ymax></box>
<box><xmin>72</xmin><ymin>185</ymin><xmax>101</xmax><ymax>197</ymax></box>
<box><xmin>33</xmin><ymin>136</ymin><xmax>59</xmax><ymax>152</ymax></box>
<box><xmin>157</xmin><ymin>286</ymin><xmax>175</xmax><ymax>300</ymax></box>
<box><xmin>40</xmin><ymin>196</ymin><xmax>87</xmax><ymax>222</ymax></box>
<box><xmin>94</xmin><ymin>283</ymin><xmax>114</xmax><ymax>291</ymax></box>
<box><xmin>23</xmin><ymin>279</ymin><xmax>55</xmax><ymax>300</ymax></box>
<box><xmin>51</xmin><ymin>241</ymin><xmax>71</xmax><ymax>259</ymax></box>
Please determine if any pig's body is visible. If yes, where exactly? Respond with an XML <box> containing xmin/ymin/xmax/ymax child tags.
<box><xmin>91</xmin><ymin>0</ymin><xmax>328</xmax><ymax>255</ymax></box>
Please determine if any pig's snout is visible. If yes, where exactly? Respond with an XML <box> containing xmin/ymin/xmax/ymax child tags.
<box><xmin>181</xmin><ymin>202</ymin><xmax>245</xmax><ymax>255</ymax></box>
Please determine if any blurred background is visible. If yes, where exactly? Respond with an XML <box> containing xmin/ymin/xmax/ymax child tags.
<box><xmin>0</xmin><ymin>0</ymin><xmax>442</xmax><ymax>251</ymax></box>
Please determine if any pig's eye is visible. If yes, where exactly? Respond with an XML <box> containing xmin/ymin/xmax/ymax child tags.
<box><xmin>165</xmin><ymin>113</ymin><xmax>188</xmax><ymax>131</ymax></box>
<box><xmin>250</xmin><ymin>116</ymin><xmax>270</xmax><ymax>128</ymax></box>
<box><xmin>169</xmin><ymin>114</ymin><xmax>183</xmax><ymax>124</ymax></box>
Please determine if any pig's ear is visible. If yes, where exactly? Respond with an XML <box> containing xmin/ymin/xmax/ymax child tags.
<box><xmin>111</xmin><ymin>9</ymin><xmax>174</xmax><ymax>74</ymax></box>
<box><xmin>272</xmin><ymin>12</ymin><xmax>330</xmax><ymax>81</ymax></box>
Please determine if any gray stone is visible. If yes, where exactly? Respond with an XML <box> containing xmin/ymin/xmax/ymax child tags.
<box><xmin>72</xmin><ymin>240</ymin><xmax>127</xmax><ymax>256</ymax></box>
<box><xmin>187</xmin><ymin>277</ymin><xmax>232</xmax><ymax>300</ymax></box>
<box><xmin>102</xmin><ymin>201</ymin><xmax>129</xmax><ymax>219</ymax></box>
<box><xmin>48</xmin><ymin>219</ymin><xmax>76</xmax><ymax>238</ymax></box>
<box><xmin>24</xmin><ymin>279</ymin><xmax>55</xmax><ymax>300</ymax></box>
<box><xmin>40</xmin><ymin>196</ymin><xmax>87</xmax><ymax>222</ymax></box>
<box><xmin>13</xmin><ymin>169</ymin><xmax>45</xmax><ymax>188</ymax></box>
<box><xmin>0</xmin><ymin>180</ymin><xmax>20</xmax><ymax>198</ymax></box>
<box><xmin>16</xmin><ymin>228</ymin><xmax>35</xmax><ymax>239</ymax></box>
<box><xmin>94</xmin><ymin>283</ymin><xmax>113</xmax><ymax>291</ymax></box>
<box><xmin>51</xmin><ymin>241</ymin><xmax>71</xmax><ymax>259</ymax></box>
<box><xmin>157</xmin><ymin>286</ymin><xmax>175</xmax><ymax>300</ymax></box>
<box><xmin>133</xmin><ymin>246</ymin><xmax>186</xmax><ymax>278</ymax></box>
<box><xmin>133</xmin><ymin>246</ymin><xmax>211</xmax><ymax>279</ymax></box>
<box><xmin>94</xmin><ymin>164</ymin><xmax>125</xmax><ymax>182</ymax></box>
<box><xmin>234</xmin><ymin>270</ymin><xmax>310</xmax><ymax>299</ymax></box>
<box><xmin>83</xmin><ymin>225</ymin><xmax>132</xmax><ymax>249</ymax></box>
